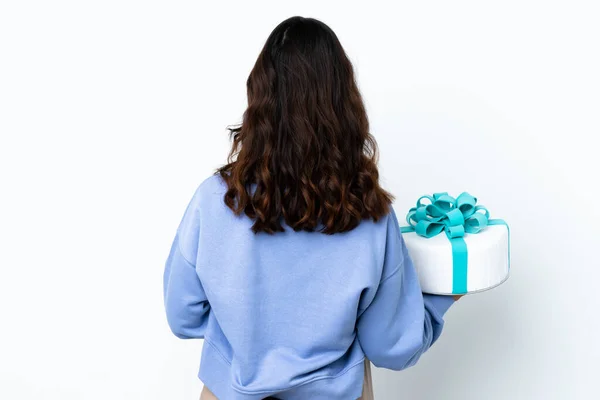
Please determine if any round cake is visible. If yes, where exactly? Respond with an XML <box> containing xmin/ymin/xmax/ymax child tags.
<box><xmin>402</xmin><ymin>224</ymin><xmax>510</xmax><ymax>295</ymax></box>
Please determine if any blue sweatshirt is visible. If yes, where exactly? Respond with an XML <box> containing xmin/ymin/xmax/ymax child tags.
<box><xmin>163</xmin><ymin>174</ymin><xmax>455</xmax><ymax>400</ymax></box>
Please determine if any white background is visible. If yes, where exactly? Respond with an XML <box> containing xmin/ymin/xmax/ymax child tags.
<box><xmin>1</xmin><ymin>1</ymin><xmax>599</xmax><ymax>399</ymax></box>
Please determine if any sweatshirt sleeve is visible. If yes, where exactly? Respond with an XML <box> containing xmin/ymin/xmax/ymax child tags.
<box><xmin>355</xmin><ymin>207</ymin><xmax>456</xmax><ymax>371</ymax></box>
<box><xmin>163</xmin><ymin>186</ymin><xmax>210</xmax><ymax>339</ymax></box>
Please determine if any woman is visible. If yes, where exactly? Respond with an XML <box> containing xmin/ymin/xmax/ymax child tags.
<box><xmin>163</xmin><ymin>16</ymin><xmax>459</xmax><ymax>400</ymax></box>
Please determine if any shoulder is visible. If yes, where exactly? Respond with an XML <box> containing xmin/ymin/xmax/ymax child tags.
<box><xmin>352</xmin><ymin>203</ymin><xmax>399</xmax><ymax>245</ymax></box>
<box><xmin>196</xmin><ymin>172</ymin><xmax>228</xmax><ymax>198</ymax></box>
<box><xmin>177</xmin><ymin>173</ymin><xmax>226</xmax><ymax>216</ymax></box>
<box><xmin>184</xmin><ymin>173</ymin><xmax>229</xmax><ymax>218</ymax></box>
<box><xmin>387</xmin><ymin>204</ymin><xmax>401</xmax><ymax>231</ymax></box>
<box><xmin>376</xmin><ymin>203</ymin><xmax>405</xmax><ymax>254</ymax></box>
<box><xmin>367</xmin><ymin>202</ymin><xmax>399</xmax><ymax>230</ymax></box>
<box><xmin>186</xmin><ymin>173</ymin><xmax>226</xmax><ymax>205</ymax></box>
<box><xmin>177</xmin><ymin>173</ymin><xmax>227</xmax><ymax>232</ymax></box>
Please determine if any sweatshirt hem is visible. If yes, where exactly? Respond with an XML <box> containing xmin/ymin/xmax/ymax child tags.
<box><xmin>199</xmin><ymin>339</ymin><xmax>365</xmax><ymax>400</ymax></box>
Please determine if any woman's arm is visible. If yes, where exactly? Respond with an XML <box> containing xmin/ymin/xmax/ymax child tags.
<box><xmin>355</xmin><ymin>208</ymin><xmax>456</xmax><ymax>371</ymax></box>
<box><xmin>163</xmin><ymin>186</ymin><xmax>211</xmax><ymax>339</ymax></box>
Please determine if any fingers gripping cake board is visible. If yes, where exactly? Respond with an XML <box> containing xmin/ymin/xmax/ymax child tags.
<box><xmin>397</xmin><ymin>192</ymin><xmax>510</xmax><ymax>295</ymax></box>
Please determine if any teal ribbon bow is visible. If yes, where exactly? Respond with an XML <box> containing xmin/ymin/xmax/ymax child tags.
<box><xmin>400</xmin><ymin>192</ymin><xmax>509</xmax><ymax>294</ymax></box>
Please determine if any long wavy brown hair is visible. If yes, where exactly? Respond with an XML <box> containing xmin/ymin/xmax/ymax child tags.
<box><xmin>216</xmin><ymin>16</ymin><xmax>394</xmax><ymax>234</ymax></box>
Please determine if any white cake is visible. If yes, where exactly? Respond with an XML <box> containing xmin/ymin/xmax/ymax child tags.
<box><xmin>403</xmin><ymin>224</ymin><xmax>510</xmax><ymax>295</ymax></box>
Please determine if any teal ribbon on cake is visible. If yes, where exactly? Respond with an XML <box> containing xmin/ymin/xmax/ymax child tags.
<box><xmin>399</xmin><ymin>192</ymin><xmax>509</xmax><ymax>294</ymax></box>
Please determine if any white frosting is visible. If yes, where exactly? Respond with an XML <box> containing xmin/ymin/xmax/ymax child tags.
<box><xmin>402</xmin><ymin>224</ymin><xmax>510</xmax><ymax>295</ymax></box>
